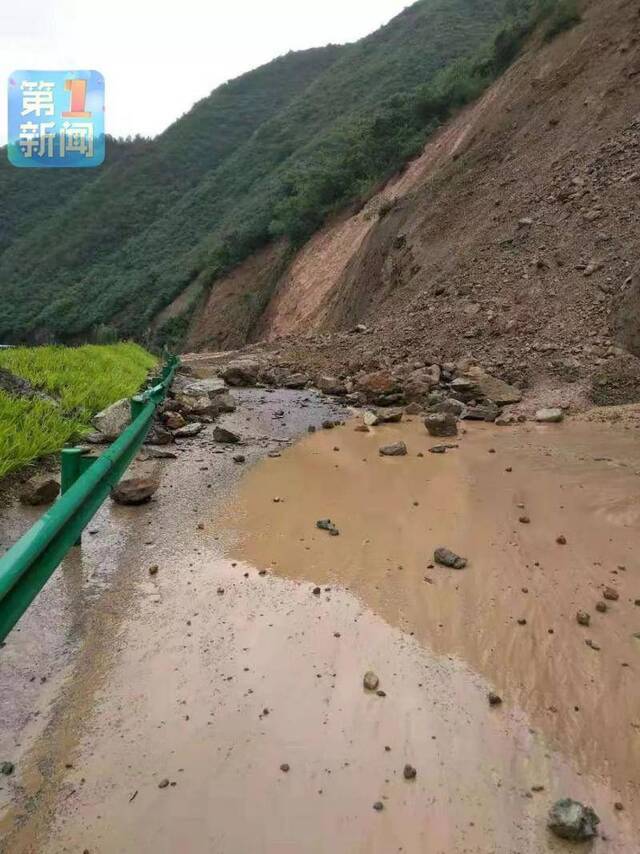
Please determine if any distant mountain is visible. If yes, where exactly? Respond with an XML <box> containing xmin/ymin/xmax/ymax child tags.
<box><xmin>1</xmin><ymin>0</ymin><xmax>535</xmax><ymax>344</ymax></box>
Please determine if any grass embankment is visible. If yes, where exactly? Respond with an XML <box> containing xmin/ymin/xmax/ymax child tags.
<box><xmin>0</xmin><ymin>343</ymin><xmax>157</xmax><ymax>479</ymax></box>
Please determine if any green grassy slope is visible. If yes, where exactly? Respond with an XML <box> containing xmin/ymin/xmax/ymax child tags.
<box><xmin>1</xmin><ymin>0</ymin><xmax>555</xmax><ymax>344</ymax></box>
<box><xmin>0</xmin><ymin>343</ymin><xmax>157</xmax><ymax>477</ymax></box>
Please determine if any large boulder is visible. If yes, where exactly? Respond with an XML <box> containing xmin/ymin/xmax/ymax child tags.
<box><xmin>283</xmin><ymin>373</ymin><xmax>309</xmax><ymax>390</ymax></box>
<box><xmin>404</xmin><ymin>367</ymin><xmax>440</xmax><ymax>400</ymax></box>
<box><xmin>405</xmin><ymin>402</ymin><xmax>423</xmax><ymax>415</ymax></box>
<box><xmin>211</xmin><ymin>393</ymin><xmax>237</xmax><ymax>415</ymax></box>
<box><xmin>425</xmin><ymin>413</ymin><xmax>458</xmax><ymax>438</ymax></box>
<box><xmin>376</xmin><ymin>407</ymin><xmax>403</xmax><ymax>424</ymax></box>
<box><xmin>449</xmin><ymin>377</ymin><xmax>477</xmax><ymax>401</ymax></box>
<box><xmin>173</xmin><ymin>422</ymin><xmax>204</xmax><ymax>439</ymax></box>
<box><xmin>462</xmin><ymin>367</ymin><xmax>522</xmax><ymax>406</ymax></box>
<box><xmin>174</xmin><ymin>393</ymin><xmax>214</xmax><ymax>415</ymax></box>
<box><xmin>424</xmin><ymin>364</ymin><xmax>442</xmax><ymax>386</ymax></box>
<box><xmin>19</xmin><ymin>475</ymin><xmax>60</xmax><ymax>506</ymax></box>
<box><xmin>175</xmin><ymin>391</ymin><xmax>236</xmax><ymax>417</ymax></box>
<box><xmin>92</xmin><ymin>398</ymin><xmax>130</xmax><ymax>440</ymax></box>
<box><xmin>213</xmin><ymin>426</ymin><xmax>240</xmax><ymax>444</ymax></box>
<box><xmin>111</xmin><ymin>477</ymin><xmax>159</xmax><ymax>506</ymax></box>
<box><xmin>427</xmin><ymin>390</ymin><xmax>447</xmax><ymax>407</ymax></box>
<box><xmin>83</xmin><ymin>432</ymin><xmax>109</xmax><ymax>445</ymax></box>
<box><xmin>355</xmin><ymin>371</ymin><xmax>400</xmax><ymax>402</ymax></box>
<box><xmin>146</xmin><ymin>424</ymin><xmax>174</xmax><ymax>445</ymax></box>
<box><xmin>316</xmin><ymin>376</ymin><xmax>347</xmax><ymax>396</ymax></box>
<box><xmin>221</xmin><ymin>359</ymin><xmax>262</xmax><ymax>387</ymax></box>
<box><xmin>180</xmin><ymin>378</ymin><xmax>228</xmax><ymax>399</ymax></box>
<box><xmin>536</xmin><ymin>407</ymin><xmax>564</xmax><ymax>423</ymax></box>
<box><xmin>462</xmin><ymin>402</ymin><xmax>500</xmax><ymax>422</ymax></box>
<box><xmin>429</xmin><ymin>398</ymin><xmax>466</xmax><ymax>417</ymax></box>
<box><xmin>163</xmin><ymin>411</ymin><xmax>187</xmax><ymax>430</ymax></box>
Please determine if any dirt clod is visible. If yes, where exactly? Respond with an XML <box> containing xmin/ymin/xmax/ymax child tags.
<box><xmin>316</xmin><ymin>519</ymin><xmax>340</xmax><ymax>536</ymax></box>
<box><xmin>434</xmin><ymin>548</ymin><xmax>467</xmax><ymax>570</ymax></box>
<box><xmin>379</xmin><ymin>441</ymin><xmax>408</xmax><ymax>457</ymax></box>
<box><xmin>363</xmin><ymin>671</ymin><xmax>380</xmax><ymax>691</ymax></box>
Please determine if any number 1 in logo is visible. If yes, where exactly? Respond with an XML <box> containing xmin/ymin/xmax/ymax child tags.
<box><xmin>63</xmin><ymin>79</ymin><xmax>91</xmax><ymax>118</ymax></box>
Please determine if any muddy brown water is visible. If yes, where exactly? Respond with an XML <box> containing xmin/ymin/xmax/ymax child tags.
<box><xmin>1</xmin><ymin>399</ymin><xmax>639</xmax><ymax>852</ymax></box>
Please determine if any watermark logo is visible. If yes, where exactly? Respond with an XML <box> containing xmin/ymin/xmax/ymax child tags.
<box><xmin>8</xmin><ymin>70</ymin><xmax>105</xmax><ymax>168</ymax></box>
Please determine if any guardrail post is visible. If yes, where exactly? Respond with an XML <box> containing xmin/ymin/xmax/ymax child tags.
<box><xmin>130</xmin><ymin>395</ymin><xmax>146</xmax><ymax>420</ymax></box>
<box><xmin>61</xmin><ymin>447</ymin><xmax>83</xmax><ymax>495</ymax></box>
<box><xmin>61</xmin><ymin>448</ymin><xmax>84</xmax><ymax>546</ymax></box>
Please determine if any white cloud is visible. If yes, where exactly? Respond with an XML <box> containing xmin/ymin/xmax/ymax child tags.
<box><xmin>1</xmin><ymin>0</ymin><xmax>409</xmax><ymax>145</ymax></box>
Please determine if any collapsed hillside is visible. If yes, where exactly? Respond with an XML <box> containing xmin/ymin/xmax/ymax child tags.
<box><xmin>3</xmin><ymin>0</ymin><xmax>638</xmax><ymax>409</ymax></box>
<box><xmin>2</xmin><ymin>0</ymin><xmax>543</xmax><ymax>343</ymax></box>
<box><xmin>182</xmin><ymin>0</ymin><xmax>640</xmax><ymax>407</ymax></box>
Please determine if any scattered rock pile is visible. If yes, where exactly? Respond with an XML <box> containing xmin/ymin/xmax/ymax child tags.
<box><xmin>88</xmin><ymin>370</ymin><xmax>240</xmax><ymax>448</ymax></box>
<box><xmin>202</xmin><ymin>352</ymin><xmax>566</xmax><ymax>429</ymax></box>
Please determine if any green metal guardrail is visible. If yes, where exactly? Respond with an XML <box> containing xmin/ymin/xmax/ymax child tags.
<box><xmin>0</xmin><ymin>354</ymin><xmax>179</xmax><ymax>642</ymax></box>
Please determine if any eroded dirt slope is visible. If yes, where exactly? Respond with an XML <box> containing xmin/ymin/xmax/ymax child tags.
<box><xmin>179</xmin><ymin>0</ymin><xmax>640</xmax><ymax>401</ymax></box>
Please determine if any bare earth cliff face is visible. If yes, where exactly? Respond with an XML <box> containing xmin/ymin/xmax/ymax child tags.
<box><xmin>180</xmin><ymin>0</ymin><xmax>640</xmax><ymax>404</ymax></box>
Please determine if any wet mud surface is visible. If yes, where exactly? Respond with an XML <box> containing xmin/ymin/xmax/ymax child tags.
<box><xmin>1</xmin><ymin>397</ymin><xmax>639</xmax><ymax>852</ymax></box>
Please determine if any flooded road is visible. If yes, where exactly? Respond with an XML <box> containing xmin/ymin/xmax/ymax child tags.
<box><xmin>1</xmin><ymin>398</ymin><xmax>639</xmax><ymax>852</ymax></box>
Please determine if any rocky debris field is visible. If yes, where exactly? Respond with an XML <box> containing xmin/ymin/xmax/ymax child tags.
<box><xmin>179</xmin><ymin>0</ymin><xmax>640</xmax><ymax>421</ymax></box>
<box><xmin>76</xmin><ymin>352</ymin><xmax>548</xmax><ymax>485</ymax></box>
<box><xmin>180</xmin><ymin>350</ymin><xmax>578</xmax><ymax>438</ymax></box>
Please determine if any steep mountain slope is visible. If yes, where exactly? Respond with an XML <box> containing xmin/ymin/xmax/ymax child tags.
<box><xmin>185</xmin><ymin>0</ymin><xmax>640</xmax><ymax>406</ymax></box>
<box><xmin>2</xmin><ymin>0</ymin><xmax>523</xmax><ymax>343</ymax></box>
<box><xmin>0</xmin><ymin>46</ymin><xmax>342</xmax><ymax>340</ymax></box>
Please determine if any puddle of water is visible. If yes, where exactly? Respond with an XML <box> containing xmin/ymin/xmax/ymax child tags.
<box><xmin>218</xmin><ymin>416</ymin><xmax>640</xmax><ymax>847</ymax></box>
<box><xmin>4</xmin><ymin>552</ymin><xmax>631</xmax><ymax>854</ymax></box>
<box><xmin>1</xmin><ymin>412</ymin><xmax>638</xmax><ymax>852</ymax></box>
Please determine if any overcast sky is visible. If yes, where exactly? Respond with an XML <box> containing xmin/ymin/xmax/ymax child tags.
<box><xmin>1</xmin><ymin>0</ymin><xmax>410</xmax><ymax>145</ymax></box>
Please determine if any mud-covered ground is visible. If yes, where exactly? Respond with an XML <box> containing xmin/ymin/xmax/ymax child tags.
<box><xmin>0</xmin><ymin>388</ymin><xmax>345</xmax><ymax>852</ymax></box>
<box><xmin>0</xmin><ymin>390</ymin><xmax>639</xmax><ymax>852</ymax></box>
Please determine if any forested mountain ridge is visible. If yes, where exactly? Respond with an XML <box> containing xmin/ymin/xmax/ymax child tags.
<box><xmin>1</xmin><ymin>0</ymin><xmax>568</xmax><ymax>344</ymax></box>
<box><xmin>0</xmin><ymin>45</ymin><xmax>342</xmax><ymax>341</ymax></box>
